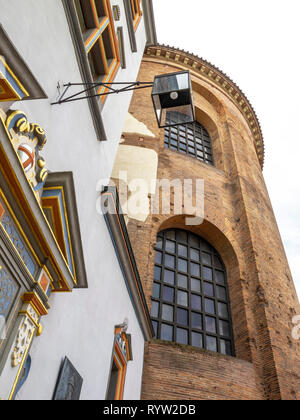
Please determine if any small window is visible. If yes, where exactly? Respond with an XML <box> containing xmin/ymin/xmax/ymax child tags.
<box><xmin>117</xmin><ymin>27</ymin><xmax>126</xmax><ymax>69</ymax></box>
<box><xmin>129</xmin><ymin>0</ymin><xmax>142</xmax><ymax>30</ymax></box>
<box><xmin>74</xmin><ymin>0</ymin><xmax>120</xmax><ymax>100</ymax></box>
<box><xmin>164</xmin><ymin>120</ymin><xmax>214</xmax><ymax>165</ymax></box>
<box><xmin>106</xmin><ymin>325</ymin><xmax>132</xmax><ymax>400</ymax></box>
<box><xmin>74</xmin><ymin>0</ymin><xmax>87</xmax><ymax>32</ymax></box>
<box><xmin>106</xmin><ymin>360</ymin><xmax>120</xmax><ymax>400</ymax></box>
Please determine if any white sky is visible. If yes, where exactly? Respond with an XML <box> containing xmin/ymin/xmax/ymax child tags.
<box><xmin>152</xmin><ymin>0</ymin><xmax>300</xmax><ymax>299</ymax></box>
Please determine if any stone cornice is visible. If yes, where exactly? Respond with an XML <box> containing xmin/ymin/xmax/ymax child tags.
<box><xmin>144</xmin><ymin>44</ymin><xmax>265</xmax><ymax>168</ymax></box>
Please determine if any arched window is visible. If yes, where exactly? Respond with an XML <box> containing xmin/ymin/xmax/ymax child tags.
<box><xmin>150</xmin><ymin>229</ymin><xmax>234</xmax><ymax>356</ymax></box>
<box><xmin>164</xmin><ymin>119</ymin><xmax>214</xmax><ymax>165</ymax></box>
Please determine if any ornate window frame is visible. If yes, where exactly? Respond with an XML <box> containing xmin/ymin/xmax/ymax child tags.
<box><xmin>72</xmin><ymin>0</ymin><xmax>120</xmax><ymax>100</ymax></box>
<box><xmin>130</xmin><ymin>0</ymin><xmax>142</xmax><ymax>31</ymax></box>
<box><xmin>106</xmin><ymin>324</ymin><xmax>132</xmax><ymax>400</ymax></box>
<box><xmin>123</xmin><ymin>0</ymin><xmax>138</xmax><ymax>52</ymax></box>
<box><xmin>0</xmin><ymin>25</ymin><xmax>47</xmax><ymax>104</ymax></box>
<box><xmin>117</xmin><ymin>27</ymin><xmax>126</xmax><ymax>69</ymax></box>
<box><xmin>0</xmin><ymin>107</ymin><xmax>86</xmax><ymax>399</ymax></box>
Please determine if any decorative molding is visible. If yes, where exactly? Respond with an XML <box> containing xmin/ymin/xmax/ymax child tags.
<box><xmin>123</xmin><ymin>0</ymin><xmax>137</xmax><ymax>52</ymax></box>
<box><xmin>42</xmin><ymin>172</ymin><xmax>88</xmax><ymax>289</ymax></box>
<box><xmin>11</xmin><ymin>303</ymin><xmax>38</xmax><ymax>368</ymax></box>
<box><xmin>0</xmin><ymin>56</ymin><xmax>29</xmax><ymax>102</ymax></box>
<box><xmin>42</xmin><ymin>187</ymin><xmax>76</xmax><ymax>281</ymax></box>
<box><xmin>0</xmin><ymin>25</ymin><xmax>47</xmax><ymax>101</ymax></box>
<box><xmin>116</xmin><ymin>332</ymin><xmax>128</xmax><ymax>361</ymax></box>
<box><xmin>106</xmin><ymin>324</ymin><xmax>132</xmax><ymax>400</ymax></box>
<box><xmin>0</xmin><ymin>112</ymin><xmax>75</xmax><ymax>292</ymax></box>
<box><xmin>101</xmin><ymin>186</ymin><xmax>153</xmax><ymax>340</ymax></box>
<box><xmin>61</xmin><ymin>0</ymin><xmax>107</xmax><ymax>141</ymax></box>
<box><xmin>117</xmin><ymin>27</ymin><xmax>126</xmax><ymax>69</ymax></box>
<box><xmin>113</xmin><ymin>5</ymin><xmax>121</xmax><ymax>21</ymax></box>
<box><xmin>36</xmin><ymin>266</ymin><xmax>52</xmax><ymax>297</ymax></box>
<box><xmin>145</xmin><ymin>44</ymin><xmax>265</xmax><ymax>168</ymax></box>
<box><xmin>21</xmin><ymin>292</ymin><xmax>48</xmax><ymax>317</ymax></box>
<box><xmin>141</xmin><ymin>0</ymin><xmax>157</xmax><ymax>45</ymax></box>
<box><xmin>0</xmin><ymin>191</ymin><xmax>38</xmax><ymax>278</ymax></box>
<box><xmin>2</xmin><ymin>109</ymin><xmax>48</xmax><ymax>201</ymax></box>
<box><xmin>0</xmin><ymin>260</ymin><xmax>19</xmax><ymax>320</ymax></box>
<box><xmin>114</xmin><ymin>319</ymin><xmax>132</xmax><ymax>362</ymax></box>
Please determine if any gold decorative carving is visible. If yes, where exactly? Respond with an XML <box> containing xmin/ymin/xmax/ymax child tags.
<box><xmin>3</xmin><ymin>109</ymin><xmax>48</xmax><ymax>201</ymax></box>
<box><xmin>11</xmin><ymin>303</ymin><xmax>39</xmax><ymax>367</ymax></box>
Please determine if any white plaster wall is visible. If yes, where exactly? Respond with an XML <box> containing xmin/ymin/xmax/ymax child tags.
<box><xmin>0</xmin><ymin>0</ymin><xmax>149</xmax><ymax>400</ymax></box>
<box><xmin>111</xmin><ymin>145</ymin><xmax>158</xmax><ymax>222</ymax></box>
<box><xmin>123</xmin><ymin>112</ymin><xmax>155</xmax><ymax>137</ymax></box>
<box><xmin>16</xmin><ymin>215</ymin><xmax>145</xmax><ymax>400</ymax></box>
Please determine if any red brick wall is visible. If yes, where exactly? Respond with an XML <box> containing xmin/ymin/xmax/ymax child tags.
<box><xmin>142</xmin><ymin>341</ymin><xmax>263</xmax><ymax>400</ymax></box>
<box><xmin>117</xmin><ymin>54</ymin><xmax>300</xmax><ymax>400</ymax></box>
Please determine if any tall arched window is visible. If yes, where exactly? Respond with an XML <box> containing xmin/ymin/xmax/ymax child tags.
<box><xmin>150</xmin><ymin>229</ymin><xmax>234</xmax><ymax>356</ymax></box>
<box><xmin>164</xmin><ymin>119</ymin><xmax>214</xmax><ymax>165</ymax></box>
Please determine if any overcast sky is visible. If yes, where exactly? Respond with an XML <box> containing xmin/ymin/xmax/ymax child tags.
<box><xmin>152</xmin><ymin>0</ymin><xmax>300</xmax><ymax>299</ymax></box>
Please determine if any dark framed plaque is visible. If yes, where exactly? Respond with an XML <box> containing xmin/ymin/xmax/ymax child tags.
<box><xmin>53</xmin><ymin>357</ymin><xmax>83</xmax><ymax>400</ymax></box>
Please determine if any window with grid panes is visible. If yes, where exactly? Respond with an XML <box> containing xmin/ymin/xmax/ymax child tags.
<box><xmin>151</xmin><ymin>229</ymin><xmax>234</xmax><ymax>356</ymax></box>
<box><xmin>74</xmin><ymin>0</ymin><xmax>120</xmax><ymax>98</ymax></box>
<box><xmin>129</xmin><ymin>0</ymin><xmax>142</xmax><ymax>30</ymax></box>
<box><xmin>164</xmin><ymin>116</ymin><xmax>214</xmax><ymax>165</ymax></box>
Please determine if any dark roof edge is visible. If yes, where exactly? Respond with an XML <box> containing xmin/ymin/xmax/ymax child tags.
<box><xmin>142</xmin><ymin>0</ymin><xmax>158</xmax><ymax>45</ymax></box>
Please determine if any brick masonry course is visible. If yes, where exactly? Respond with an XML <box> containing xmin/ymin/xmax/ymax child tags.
<box><xmin>116</xmin><ymin>53</ymin><xmax>300</xmax><ymax>400</ymax></box>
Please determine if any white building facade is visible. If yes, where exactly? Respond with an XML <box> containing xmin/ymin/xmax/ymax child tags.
<box><xmin>0</xmin><ymin>0</ymin><xmax>156</xmax><ymax>400</ymax></box>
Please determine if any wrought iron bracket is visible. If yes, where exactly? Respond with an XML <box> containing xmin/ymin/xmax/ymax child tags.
<box><xmin>51</xmin><ymin>81</ymin><xmax>153</xmax><ymax>105</ymax></box>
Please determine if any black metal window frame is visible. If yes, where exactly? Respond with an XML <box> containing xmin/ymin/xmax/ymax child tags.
<box><xmin>150</xmin><ymin>229</ymin><xmax>235</xmax><ymax>356</ymax></box>
<box><xmin>164</xmin><ymin>118</ymin><xmax>214</xmax><ymax>165</ymax></box>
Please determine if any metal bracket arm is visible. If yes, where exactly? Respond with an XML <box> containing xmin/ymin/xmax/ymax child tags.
<box><xmin>51</xmin><ymin>81</ymin><xmax>153</xmax><ymax>105</ymax></box>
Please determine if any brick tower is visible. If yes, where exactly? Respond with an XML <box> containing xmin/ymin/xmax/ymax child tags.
<box><xmin>111</xmin><ymin>45</ymin><xmax>300</xmax><ymax>400</ymax></box>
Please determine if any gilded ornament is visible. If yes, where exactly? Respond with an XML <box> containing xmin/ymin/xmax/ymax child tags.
<box><xmin>4</xmin><ymin>110</ymin><xmax>49</xmax><ymax>202</ymax></box>
<box><xmin>11</xmin><ymin>311</ymin><xmax>36</xmax><ymax>367</ymax></box>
